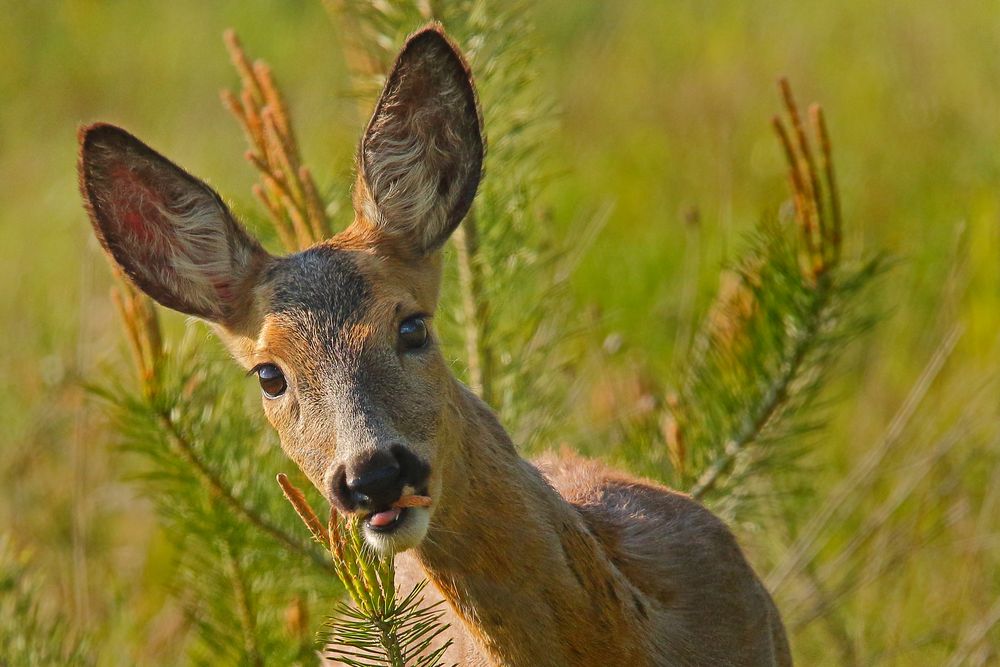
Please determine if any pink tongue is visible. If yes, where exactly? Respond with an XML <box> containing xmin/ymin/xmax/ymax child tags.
<box><xmin>369</xmin><ymin>508</ymin><xmax>401</xmax><ymax>528</ymax></box>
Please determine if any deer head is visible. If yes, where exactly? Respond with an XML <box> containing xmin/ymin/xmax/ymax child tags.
<box><xmin>79</xmin><ymin>26</ymin><xmax>484</xmax><ymax>555</ymax></box>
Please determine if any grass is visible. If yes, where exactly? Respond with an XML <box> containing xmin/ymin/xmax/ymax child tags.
<box><xmin>1</xmin><ymin>1</ymin><xmax>997</xmax><ymax>664</ymax></box>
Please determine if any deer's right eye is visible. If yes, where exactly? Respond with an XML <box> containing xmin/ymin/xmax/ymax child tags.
<box><xmin>256</xmin><ymin>363</ymin><xmax>287</xmax><ymax>399</ymax></box>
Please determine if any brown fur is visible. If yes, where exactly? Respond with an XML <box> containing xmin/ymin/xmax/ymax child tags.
<box><xmin>78</xmin><ymin>23</ymin><xmax>791</xmax><ymax>667</ymax></box>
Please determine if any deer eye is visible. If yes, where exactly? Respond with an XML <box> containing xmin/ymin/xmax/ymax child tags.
<box><xmin>399</xmin><ymin>316</ymin><xmax>429</xmax><ymax>350</ymax></box>
<box><xmin>256</xmin><ymin>363</ymin><xmax>287</xmax><ymax>399</ymax></box>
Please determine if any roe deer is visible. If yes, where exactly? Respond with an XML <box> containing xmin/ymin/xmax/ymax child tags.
<box><xmin>79</xmin><ymin>24</ymin><xmax>791</xmax><ymax>667</ymax></box>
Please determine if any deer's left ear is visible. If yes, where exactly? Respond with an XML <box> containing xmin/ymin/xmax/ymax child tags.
<box><xmin>353</xmin><ymin>25</ymin><xmax>484</xmax><ymax>255</ymax></box>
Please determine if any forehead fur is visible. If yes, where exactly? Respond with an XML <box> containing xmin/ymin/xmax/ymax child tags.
<box><xmin>252</xmin><ymin>236</ymin><xmax>443</xmax><ymax>366</ymax></box>
<box><xmin>265</xmin><ymin>245</ymin><xmax>371</xmax><ymax>347</ymax></box>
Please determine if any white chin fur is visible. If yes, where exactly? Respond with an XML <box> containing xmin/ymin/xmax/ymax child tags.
<box><xmin>363</xmin><ymin>507</ymin><xmax>431</xmax><ymax>555</ymax></box>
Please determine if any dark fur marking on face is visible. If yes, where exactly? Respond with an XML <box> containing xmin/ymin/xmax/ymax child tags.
<box><xmin>392</xmin><ymin>443</ymin><xmax>431</xmax><ymax>492</ymax></box>
<box><xmin>268</xmin><ymin>245</ymin><xmax>371</xmax><ymax>351</ymax></box>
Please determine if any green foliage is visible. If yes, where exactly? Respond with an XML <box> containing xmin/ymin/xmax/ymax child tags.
<box><xmin>678</xmin><ymin>223</ymin><xmax>884</xmax><ymax>517</ymax></box>
<box><xmin>322</xmin><ymin>581</ymin><xmax>451</xmax><ymax>667</ymax></box>
<box><xmin>600</xmin><ymin>85</ymin><xmax>884</xmax><ymax>526</ymax></box>
<box><xmin>321</xmin><ymin>522</ymin><xmax>451</xmax><ymax>667</ymax></box>
<box><xmin>2</xmin><ymin>0</ymin><xmax>999</xmax><ymax>664</ymax></box>
<box><xmin>82</xmin><ymin>3</ymin><xmax>1000</xmax><ymax>663</ymax></box>
<box><xmin>91</xmin><ymin>316</ymin><xmax>335</xmax><ymax>664</ymax></box>
<box><xmin>275</xmin><ymin>473</ymin><xmax>452</xmax><ymax>666</ymax></box>
<box><xmin>0</xmin><ymin>535</ymin><xmax>90</xmax><ymax>665</ymax></box>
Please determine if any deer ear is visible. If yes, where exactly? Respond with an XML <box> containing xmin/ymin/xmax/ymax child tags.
<box><xmin>354</xmin><ymin>25</ymin><xmax>484</xmax><ymax>255</ymax></box>
<box><xmin>79</xmin><ymin>124</ymin><xmax>269</xmax><ymax>324</ymax></box>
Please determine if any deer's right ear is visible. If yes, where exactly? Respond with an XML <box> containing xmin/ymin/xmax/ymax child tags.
<box><xmin>352</xmin><ymin>26</ymin><xmax>484</xmax><ymax>256</ymax></box>
<box><xmin>79</xmin><ymin>124</ymin><xmax>270</xmax><ymax>325</ymax></box>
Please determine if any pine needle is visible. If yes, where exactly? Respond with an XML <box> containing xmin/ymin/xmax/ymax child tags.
<box><xmin>275</xmin><ymin>476</ymin><xmax>453</xmax><ymax>666</ymax></box>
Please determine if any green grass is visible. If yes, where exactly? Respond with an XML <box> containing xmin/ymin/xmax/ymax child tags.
<box><xmin>1</xmin><ymin>1</ymin><xmax>997</xmax><ymax>664</ymax></box>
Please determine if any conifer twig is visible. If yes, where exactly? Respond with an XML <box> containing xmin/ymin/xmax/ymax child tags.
<box><xmin>277</xmin><ymin>473</ymin><xmax>330</xmax><ymax>549</ymax></box>
<box><xmin>153</xmin><ymin>409</ymin><xmax>334</xmax><ymax>573</ymax></box>
<box><xmin>779</xmin><ymin>79</ymin><xmax>826</xmax><ymax>267</ymax></box>
<box><xmin>811</xmin><ymin>104</ymin><xmax>842</xmax><ymax>265</ymax></box>
<box><xmin>222</xmin><ymin>29</ymin><xmax>332</xmax><ymax>250</ymax></box>
<box><xmin>689</xmin><ymin>298</ymin><xmax>824</xmax><ymax>500</ymax></box>
<box><xmin>772</xmin><ymin>78</ymin><xmax>846</xmax><ymax>280</ymax></box>
<box><xmin>276</xmin><ymin>475</ymin><xmax>452</xmax><ymax>666</ymax></box>
<box><xmin>685</xmin><ymin>80</ymin><xmax>854</xmax><ymax>503</ymax></box>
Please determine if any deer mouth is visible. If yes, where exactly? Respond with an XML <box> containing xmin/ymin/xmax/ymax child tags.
<box><xmin>361</xmin><ymin>498</ymin><xmax>432</xmax><ymax>555</ymax></box>
<box><xmin>366</xmin><ymin>507</ymin><xmax>406</xmax><ymax>532</ymax></box>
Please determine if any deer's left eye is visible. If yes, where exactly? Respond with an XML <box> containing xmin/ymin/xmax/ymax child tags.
<box><xmin>399</xmin><ymin>316</ymin><xmax>429</xmax><ymax>350</ymax></box>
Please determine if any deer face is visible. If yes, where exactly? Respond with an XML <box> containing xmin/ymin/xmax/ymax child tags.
<box><xmin>78</xmin><ymin>26</ymin><xmax>484</xmax><ymax>555</ymax></box>
<box><xmin>236</xmin><ymin>240</ymin><xmax>456</xmax><ymax>554</ymax></box>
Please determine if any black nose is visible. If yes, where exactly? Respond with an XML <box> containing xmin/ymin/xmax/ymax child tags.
<box><xmin>330</xmin><ymin>444</ymin><xmax>429</xmax><ymax>512</ymax></box>
<box><xmin>347</xmin><ymin>451</ymin><xmax>401</xmax><ymax>509</ymax></box>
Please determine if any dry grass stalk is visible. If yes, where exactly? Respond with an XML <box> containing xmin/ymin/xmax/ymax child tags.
<box><xmin>222</xmin><ymin>29</ymin><xmax>331</xmax><ymax>252</ymax></box>
<box><xmin>109</xmin><ymin>270</ymin><xmax>163</xmax><ymax>397</ymax></box>
<box><xmin>453</xmin><ymin>212</ymin><xmax>494</xmax><ymax>404</ymax></box>
<box><xmin>767</xmin><ymin>324</ymin><xmax>965</xmax><ymax>594</ymax></box>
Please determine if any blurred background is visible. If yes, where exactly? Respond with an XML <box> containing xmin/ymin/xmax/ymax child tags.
<box><xmin>1</xmin><ymin>1</ymin><xmax>998</xmax><ymax>664</ymax></box>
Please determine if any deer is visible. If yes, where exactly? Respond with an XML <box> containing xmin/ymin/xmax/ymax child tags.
<box><xmin>78</xmin><ymin>24</ymin><xmax>792</xmax><ymax>667</ymax></box>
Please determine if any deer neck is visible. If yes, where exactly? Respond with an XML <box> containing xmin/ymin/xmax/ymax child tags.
<box><xmin>411</xmin><ymin>381</ymin><xmax>650</xmax><ymax>667</ymax></box>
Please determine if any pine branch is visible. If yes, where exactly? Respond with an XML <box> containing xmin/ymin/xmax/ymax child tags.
<box><xmin>689</xmin><ymin>285</ymin><xmax>828</xmax><ymax>500</ymax></box>
<box><xmin>97</xmin><ymin>276</ymin><xmax>345</xmax><ymax>660</ymax></box>
<box><xmin>277</xmin><ymin>475</ymin><xmax>454</xmax><ymax>666</ymax></box>
<box><xmin>153</xmin><ymin>404</ymin><xmax>335</xmax><ymax>574</ymax></box>
<box><xmin>667</xmin><ymin>80</ymin><xmax>884</xmax><ymax>516</ymax></box>
<box><xmin>222</xmin><ymin>29</ymin><xmax>333</xmax><ymax>250</ymax></box>
<box><xmin>107</xmin><ymin>280</ymin><xmax>335</xmax><ymax>575</ymax></box>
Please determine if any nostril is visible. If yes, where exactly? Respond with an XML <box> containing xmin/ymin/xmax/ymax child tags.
<box><xmin>328</xmin><ymin>464</ymin><xmax>353</xmax><ymax>512</ymax></box>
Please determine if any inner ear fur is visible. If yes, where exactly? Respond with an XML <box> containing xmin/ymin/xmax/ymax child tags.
<box><xmin>355</xmin><ymin>24</ymin><xmax>485</xmax><ymax>255</ymax></box>
<box><xmin>79</xmin><ymin>123</ymin><xmax>269</xmax><ymax>324</ymax></box>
